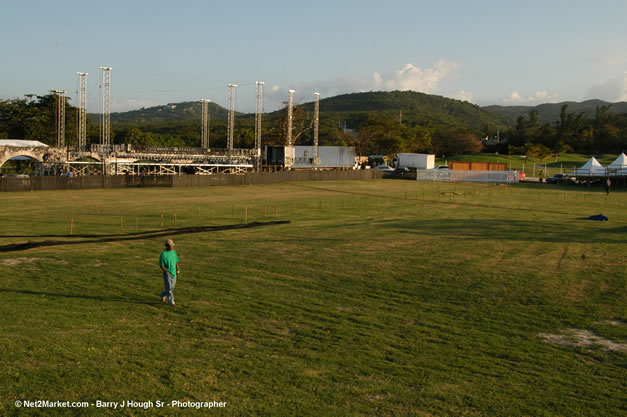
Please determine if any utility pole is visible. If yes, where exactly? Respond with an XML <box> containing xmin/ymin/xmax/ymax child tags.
<box><xmin>201</xmin><ymin>99</ymin><xmax>210</xmax><ymax>149</ymax></box>
<box><xmin>313</xmin><ymin>92</ymin><xmax>320</xmax><ymax>167</ymax></box>
<box><xmin>287</xmin><ymin>89</ymin><xmax>295</xmax><ymax>146</ymax></box>
<box><xmin>99</xmin><ymin>66</ymin><xmax>112</xmax><ymax>146</ymax></box>
<box><xmin>76</xmin><ymin>72</ymin><xmax>88</xmax><ymax>150</ymax></box>
<box><xmin>52</xmin><ymin>90</ymin><xmax>67</xmax><ymax>148</ymax></box>
<box><xmin>227</xmin><ymin>84</ymin><xmax>237</xmax><ymax>153</ymax></box>
<box><xmin>255</xmin><ymin>81</ymin><xmax>264</xmax><ymax>170</ymax></box>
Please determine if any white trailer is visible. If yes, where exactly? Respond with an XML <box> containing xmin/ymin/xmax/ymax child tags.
<box><xmin>265</xmin><ymin>146</ymin><xmax>357</xmax><ymax>169</ymax></box>
<box><xmin>393</xmin><ymin>153</ymin><xmax>435</xmax><ymax>170</ymax></box>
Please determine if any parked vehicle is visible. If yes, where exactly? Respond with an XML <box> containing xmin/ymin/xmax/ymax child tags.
<box><xmin>546</xmin><ymin>173</ymin><xmax>576</xmax><ymax>184</ymax></box>
<box><xmin>368</xmin><ymin>155</ymin><xmax>387</xmax><ymax>167</ymax></box>
<box><xmin>392</xmin><ymin>153</ymin><xmax>435</xmax><ymax>170</ymax></box>
<box><xmin>372</xmin><ymin>165</ymin><xmax>395</xmax><ymax>171</ymax></box>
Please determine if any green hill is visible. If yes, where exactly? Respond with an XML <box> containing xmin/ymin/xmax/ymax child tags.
<box><xmin>483</xmin><ymin>100</ymin><xmax>627</xmax><ymax>123</ymax></box>
<box><xmin>298</xmin><ymin>91</ymin><xmax>514</xmax><ymax>131</ymax></box>
<box><xmin>93</xmin><ymin>91</ymin><xmax>515</xmax><ymax>132</ymax></box>
<box><xmin>88</xmin><ymin>101</ymin><xmax>230</xmax><ymax>123</ymax></box>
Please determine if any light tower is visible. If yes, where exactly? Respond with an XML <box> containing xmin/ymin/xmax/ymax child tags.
<box><xmin>201</xmin><ymin>99</ymin><xmax>210</xmax><ymax>149</ymax></box>
<box><xmin>286</xmin><ymin>89</ymin><xmax>295</xmax><ymax>146</ymax></box>
<box><xmin>227</xmin><ymin>84</ymin><xmax>237</xmax><ymax>153</ymax></box>
<box><xmin>52</xmin><ymin>90</ymin><xmax>68</xmax><ymax>148</ymax></box>
<box><xmin>76</xmin><ymin>72</ymin><xmax>88</xmax><ymax>150</ymax></box>
<box><xmin>255</xmin><ymin>81</ymin><xmax>264</xmax><ymax>169</ymax></box>
<box><xmin>313</xmin><ymin>92</ymin><xmax>320</xmax><ymax>167</ymax></box>
<box><xmin>99</xmin><ymin>66</ymin><xmax>112</xmax><ymax>146</ymax></box>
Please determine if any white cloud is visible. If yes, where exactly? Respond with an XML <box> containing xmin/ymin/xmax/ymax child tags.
<box><xmin>261</xmin><ymin>60</ymin><xmax>461</xmax><ymax>110</ymax></box>
<box><xmin>585</xmin><ymin>72</ymin><xmax>627</xmax><ymax>102</ymax></box>
<box><xmin>588</xmin><ymin>55</ymin><xmax>627</xmax><ymax>65</ymax></box>
<box><xmin>454</xmin><ymin>90</ymin><xmax>473</xmax><ymax>102</ymax></box>
<box><xmin>371</xmin><ymin>60</ymin><xmax>458</xmax><ymax>92</ymax></box>
<box><xmin>501</xmin><ymin>90</ymin><xmax>560</xmax><ymax>105</ymax></box>
<box><xmin>253</xmin><ymin>60</ymin><xmax>462</xmax><ymax>111</ymax></box>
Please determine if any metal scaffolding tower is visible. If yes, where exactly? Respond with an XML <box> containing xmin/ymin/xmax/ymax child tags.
<box><xmin>76</xmin><ymin>72</ymin><xmax>88</xmax><ymax>150</ymax></box>
<box><xmin>201</xmin><ymin>99</ymin><xmax>210</xmax><ymax>149</ymax></box>
<box><xmin>227</xmin><ymin>84</ymin><xmax>237</xmax><ymax>153</ymax></box>
<box><xmin>313</xmin><ymin>92</ymin><xmax>320</xmax><ymax>167</ymax></box>
<box><xmin>99</xmin><ymin>66</ymin><xmax>112</xmax><ymax>146</ymax></box>
<box><xmin>52</xmin><ymin>90</ymin><xmax>68</xmax><ymax>148</ymax></box>
<box><xmin>286</xmin><ymin>89</ymin><xmax>295</xmax><ymax>146</ymax></box>
<box><xmin>255</xmin><ymin>81</ymin><xmax>264</xmax><ymax>169</ymax></box>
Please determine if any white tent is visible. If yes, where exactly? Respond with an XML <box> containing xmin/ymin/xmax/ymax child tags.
<box><xmin>0</xmin><ymin>139</ymin><xmax>48</xmax><ymax>147</ymax></box>
<box><xmin>608</xmin><ymin>153</ymin><xmax>627</xmax><ymax>169</ymax></box>
<box><xmin>567</xmin><ymin>157</ymin><xmax>607</xmax><ymax>176</ymax></box>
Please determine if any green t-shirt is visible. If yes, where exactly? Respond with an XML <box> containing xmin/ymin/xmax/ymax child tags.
<box><xmin>159</xmin><ymin>249</ymin><xmax>179</xmax><ymax>278</ymax></box>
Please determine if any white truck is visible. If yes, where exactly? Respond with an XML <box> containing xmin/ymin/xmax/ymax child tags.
<box><xmin>392</xmin><ymin>153</ymin><xmax>435</xmax><ymax>170</ymax></box>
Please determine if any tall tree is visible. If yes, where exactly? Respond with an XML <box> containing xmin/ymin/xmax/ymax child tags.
<box><xmin>555</xmin><ymin>104</ymin><xmax>587</xmax><ymax>151</ymax></box>
<box><xmin>592</xmin><ymin>104</ymin><xmax>621</xmax><ymax>152</ymax></box>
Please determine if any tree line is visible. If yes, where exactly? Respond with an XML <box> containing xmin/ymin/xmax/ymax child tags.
<box><xmin>2</xmin><ymin>94</ymin><xmax>625</xmax><ymax>159</ymax></box>
<box><xmin>498</xmin><ymin>104</ymin><xmax>627</xmax><ymax>158</ymax></box>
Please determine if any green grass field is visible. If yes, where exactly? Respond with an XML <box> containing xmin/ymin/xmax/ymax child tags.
<box><xmin>1</xmin><ymin>179</ymin><xmax>625</xmax><ymax>416</ymax></box>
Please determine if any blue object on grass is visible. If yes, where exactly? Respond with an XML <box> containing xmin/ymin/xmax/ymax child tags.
<box><xmin>587</xmin><ymin>214</ymin><xmax>609</xmax><ymax>221</ymax></box>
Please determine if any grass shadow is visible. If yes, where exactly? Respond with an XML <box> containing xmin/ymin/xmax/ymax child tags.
<box><xmin>0</xmin><ymin>288</ymin><xmax>156</xmax><ymax>305</ymax></box>
<box><xmin>374</xmin><ymin>218</ymin><xmax>624</xmax><ymax>244</ymax></box>
<box><xmin>0</xmin><ymin>220</ymin><xmax>290</xmax><ymax>253</ymax></box>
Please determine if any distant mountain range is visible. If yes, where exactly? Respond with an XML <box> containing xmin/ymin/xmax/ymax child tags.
<box><xmin>91</xmin><ymin>92</ymin><xmax>627</xmax><ymax>131</ymax></box>
<box><xmin>483</xmin><ymin>99</ymin><xmax>627</xmax><ymax>123</ymax></box>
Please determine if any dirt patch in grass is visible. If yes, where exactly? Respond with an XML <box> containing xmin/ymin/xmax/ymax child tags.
<box><xmin>539</xmin><ymin>329</ymin><xmax>627</xmax><ymax>352</ymax></box>
<box><xmin>303</xmin><ymin>369</ymin><xmax>325</xmax><ymax>377</ymax></box>
<box><xmin>565</xmin><ymin>279</ymin><xmax>593</xmax><ymax>302</ymax></box>
<box><xmin>596</xmin><ymin>320</ymin><xmax>625</xmax><ymax>326</ymax></box>
<box><xmin>1</xmin><ymin>257</ymin><xmax>42</xmax><ymax>266</ymax></box>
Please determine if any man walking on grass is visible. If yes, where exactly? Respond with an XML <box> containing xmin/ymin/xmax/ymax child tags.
<box><xmin>605</xmin><ymin>177</ymin><xmax>611</xmax><ymax>195</ymax></box>
<box><xmin>160</xmin><ymin>239</ymin><xmax>180</xmax><ymax>306</ymax></box>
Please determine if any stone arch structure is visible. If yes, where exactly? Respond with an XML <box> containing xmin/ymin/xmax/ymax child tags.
<box><xmin>77</xmin><ymin>152</ymin><xmax>103</xmax><ymax>162</ymax></box>
<box><xmin>0</xmin><ymin>146</ymin><xmax>67</xmax><ymax>168</ymax></box>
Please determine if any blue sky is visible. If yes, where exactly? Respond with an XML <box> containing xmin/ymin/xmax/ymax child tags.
<box><xmin>1</xmin><ymin>0</ymin><xmax>626</xmax><ymax>112</ymax></box>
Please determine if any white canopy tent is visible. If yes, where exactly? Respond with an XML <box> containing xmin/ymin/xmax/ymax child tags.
<box><xmin>567</xmin><ymin>157</ymin><xmax>607</xmax><ymax>176</ymax></box>
<box><xmin>608</xmin><ymin>153</ymin><xmax>627</xmax><ymax>172</ymax></box>
<box><xmin>0</xmin><ymin>139</ymin><xmax>49</xmax><ymax>147</ymax></box>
